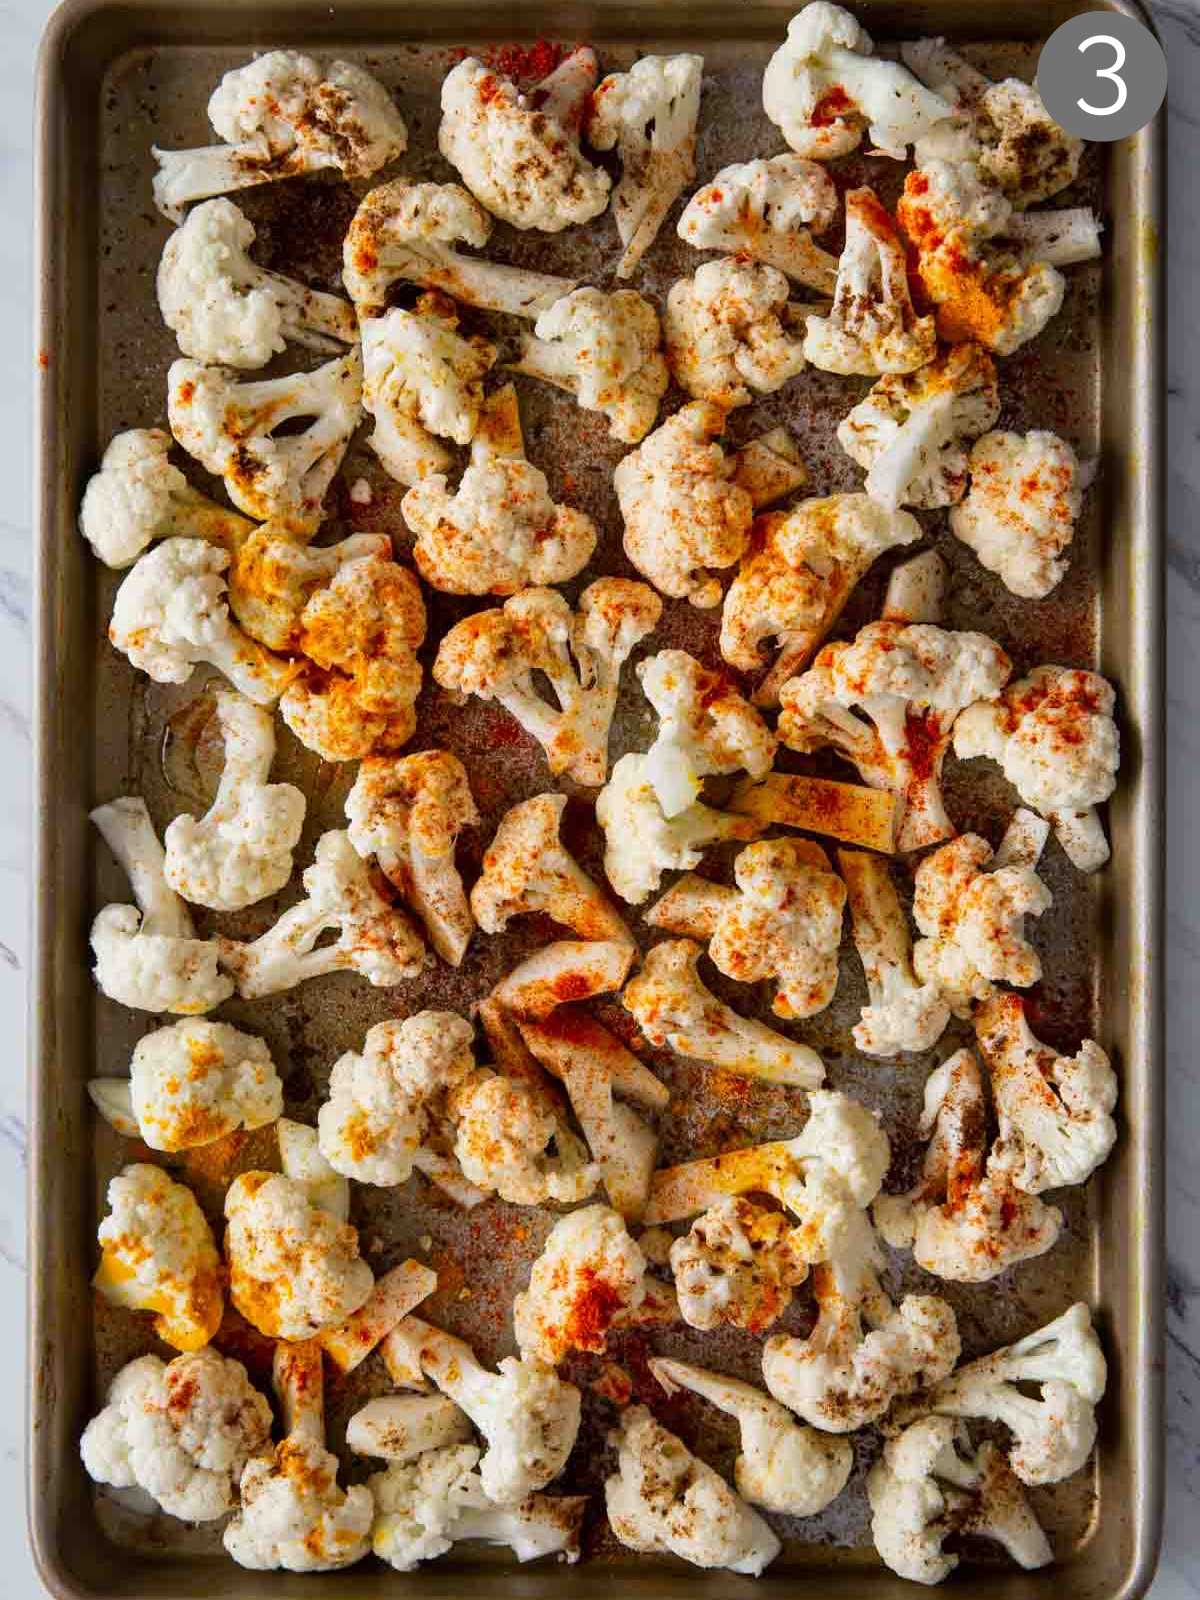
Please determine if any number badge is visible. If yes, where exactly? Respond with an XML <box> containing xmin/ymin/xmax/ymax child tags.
<box><xmin>1038</xmin><ymin>12</ymin><xmax>1166</xmax><ymax>140</ymax></box>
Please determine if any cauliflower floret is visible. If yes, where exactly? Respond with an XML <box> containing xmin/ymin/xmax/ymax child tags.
<box><xmin>605</xmin><ymin>1405</ymin><xmax>781</xmax><ymax>1574</ymax></box>
<box><xmin>670</xmin><ymin>1197</ymin><xmax>810</xmax><ymax>1333</ymax></box>
<box><xmin>218</xmin><ymin>830</ymin><xmax>427</xmax><ymax>997</ymax></box>
<box><xmin>678</xmin><ymin>153</ymin><xmax>839</xmax><ymax>292</ymax></box>
<box><xmin>162</xmin><ymin>690</ymin><xmax>304</xmax><ymax>910</ymax></box>
<box><xmin>81</xmin><ymin>1349</ymin><xmax>271</xmax><ymax>1521</ymax></box>
<box><xmin>90</xmin><ymin>796</ymin><xmax>233</xmax><ymax>1016</ymax></box>
<box><xmin>804</xmin><ymin>186</ymin><xmax>936</xmax><ymax>374</ymax></box>
<box><xmin>108</xmin><ymin>538</ymin><xmax>295</xmax><ymax>706</ymax></box>
<box><xmin>873</xmin><ymin>1048</ymin><xmax>1063</xmax><ymax>1282</ymax></box>
<box><xmin>950</xmin><ymin>430</ymin><xmax>1083</xmax><ymax>598</ymax></box>
<box><xmin>721</xmin><ymin>493</ymin><xmax>921</xmax><ymax>695</ymax></box>
<box><xmin>838</xmin><ymin>848</ymin><xmax>949</xmax><ymax>1055</ymax></box>
<box><xmin>975</xmin><ymin>992</ymin><xmax>1118</xmax><ymax>1194</ymax></box>
<box><xmin>361</xmin><ymin>292</ymin><xmax>497</xmax><ymax>486</ymax></box>
<box><xmin>781</xmin><ymin>620</ymin><xmax>1011</xmax><ymax>852</ymax></box>
<box><xmin>837</xmin><ymin>340</ymin><xmax>1001</xmax><ymax>510</ymax></box>
<box><xmin>451</xmin><ymin>1068</ymin><xmax>598</xmax><ymax>1207</ymax></box>
<box><xmin>345</xmin><ymin>750</ymin><xmax>478</xmax><ymax>966</ymax></box>
<box><xmin>763</xmin><ymin>3</ymin><xmax>955</xmax><ymax>159</ymax></box>
<box><xmin>120</xmin><ymin>1017</ymin><xmax>282</xmax><ymax>1152</ymax></box>
<box><xmin>152</xmin><ymin>51</ymin><xmax>407</xmax><ymax>221</ymax></box>
<box><xmin>651</xmin><ymin>1357</ymin><xmax>853</xmax><ymax>1517</ymax></box>
<box><xmin>648</xmin><ymin>836</ymin><xmax>846</xmax><ymax>1020</ymax></box>
<box><xmin>868</xmin><ymin>1416</ymin><xmax>1052</xmax><ymax>1585</ymax></box>
<box><xmin>513</xmin><ymin>1204</ymin><xmax>647</xmax><ymax>1366</ymax></box>
<box><xmin>168</xmin><ymin>349</ymin><xmax>363</xmax><ymax>534</ymax></box>
<box><xmin>403</xmin><ymin>385</ymin><xmax>597</xmax><ymax>594</ymax></box>
<box><xmin>434</xmin><ymin>579</ymin><xmax>662</xmax><ymax>785</ymax></box>
<box><xmin>954</xmin><ymin>666</ymin><xmax>1120</xmax><ymax>871</ymax></box>
<box><xmin>94</xmin><ymin>1163</ymin><xmax>223</xmax><ymax>1351</ymax></box>
<box><xmin>510</xmin><ymin>287</ymin><xmax>668</xmax><ymax>442</ymax></box>
<box><xmin>225</xmin><ymin>1170</ymin><xmax>374</xmax><ymax>1339</ymax></box>
<box><xmin>220</xmin><ymin>527</ymin><xmax>390</xmax><ymax>653</ymax></box>
<box><xmin>664</xmin><ymin>258</ymin><xmax>807</xmax><ymax>408</ymax></box>
<box><xmin>439</xmin><ymin>50</ymin><xmax>610</xmax><ymax>231</ymax></box>
<box><xmin>903</xmin><ymin>1302</ymin><xmax>1108</xmax><ymax>1486</ymax></box>
<box><xmin>79</xmin><ymin>428</ymin><xmax>252</xmax><ymax>569</ymax></box>
<box><xmin>157</xmin><ymin>197</ymin><xmax>357</xmax><ymax>368</ymax></box>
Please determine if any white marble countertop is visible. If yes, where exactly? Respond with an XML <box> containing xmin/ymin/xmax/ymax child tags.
<box><xmin>1</xmin><ymin>0</ymin><xmax>1195</xmax><ymax>1592</ymax></box>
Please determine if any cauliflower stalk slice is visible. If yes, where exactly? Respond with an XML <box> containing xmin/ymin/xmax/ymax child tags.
<box><xmin>347</xmin><ymin>1394</ymin><xmax>473</xmax><ymax>1464</ymax></box>
<box><xmin>492</xmin><ymin>939</ymin><xmax>636</xmax><ymax>1019</ymax></box>
<box><xmin>670</xmin><ymin>1196</ymin><xmax>811</xmax><ymax>1333</ymax></box>
<box><xmin>513</xmin><ymin>1204</ymin><xmax>647</xmax><ymax>1366</ymax></box>
<box><xmin>678</xmin><ymin>153</ymin><xmax>839</xmax><ymax>293</ymax></box>
<box><xmin>950</xmin><ymin>429</ymin><xmax>1083</xmax><ymax>598</ymax></box>
<box><xmin>638</xmin><ymin>648</ymin><xmax>776</xmax><ymax>818</ymax></box>
<box><xmin>664</xmin><ymin>258</ymin><xmax>808</xmax><ymax>409</ymax></box>
<box><xmin>278</xmin><ymin>1116</ymin><xmax>353</xmax><ymax>1222</ymax></box>
<box><xmin>838</xmin><ymin>849</ymin><xmax>950</xmax><ymax>1056</ymax></box>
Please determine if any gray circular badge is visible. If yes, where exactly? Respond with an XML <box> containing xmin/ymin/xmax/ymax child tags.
<box><xmin>1036</xmin><ymin>12</ymin><xmax>1167</xmax><ymax>141</ymax></box>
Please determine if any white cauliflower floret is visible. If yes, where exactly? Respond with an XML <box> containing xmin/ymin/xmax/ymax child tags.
<box><xmin>588</xmin><ymin>54</ymin><xmax>703</xmax><ymax>276</ymax></box>
<box><xmin>168</xmin><ymin>348</ymin><xmax>362</xmax><ymax>534</ymax></box>
<box><xmin>605</xmin><ymin>1404</ymin><xmax>781</xmax><ymax>1574</ymax></box>
<box><xmin>511</xmin><ymin>287</ymin><xmax>668</xmax><ymax>442</ymax></box>
<box><xmin>157</xmin><ymin>197</ymin><xmax>356</xmax><ymax>368</ymax></box>
<box><xmin>397</xmin><ymin>1315</ymin><xmax>582</xmax><ymax>1503</ymax></box>
<box><xmin>451</xmin><ymin>1068</ymin><xmax>597</xmax><ymax>1208</ymax></box>
<box><xmin>152</xmin><ymin>50</ymin><xmax>407</xmax><ymax>221</ymax></box>
<box><xmin>763</xmin><ymin>3</ymin><xmax>955</xmax><ymax>159</ymax></box>
<box><xmin>108</xmin><ymin>538</ymin><xmax>294</xmax><ymax>706</ymax></box>
<box><xmin>79</xmin><ymin>428</ymin><xmax>251</xmax><ymax>569</ymax></box>
<box><xmin>975</xmin><ymin>992</ymin><xmax>1118</xmax><ymax>1194</ymax></box>
<box><xmin>954</xmin><ymin>666</ymin><xmax>1120</xmax><ymax>871</ymax></box>
<box><xmin>648</xmin><ymin>837</ymin><xmax>845</xmax><ymax>1020</ymax></box>
<box><xmin>670</xmin><ymin>1197</ymin><xmax>810</xmax><ymax>1333</ymax></box>
<box><xmin>513</xmin><ymin>1204</ymin><xmax>647</xmax><ymax>1366</ymax></box>
<box><xmin>90</xmin><ymin>796</ymin><xmax>233</xmax><ymax>1016</ymax></box>
<box><xmin>218</xmin><ymin>830</ymin><xmax>427</xmax><ymax>997</ymax></box>
<box><xmin>343</xmin><ymin>177</ymin><xmax>575</xmax><ymax>318</ymax></box>
<box><xmin>804</xmin><ymin>186</ymin><xmax>936</xmax><ymax>374</ymax></box>
<box><xmin>403</xmin><ymin>385</ymin><xmax>597</xmax><ymax>594</ymax></box>
<box><xmin>278</xmin><ymin>1118</ymin><xmax>352</xmax><ymax>1222</ymax></box>
<box><xmin>678</xmin><ymin>153</ymin><xmax>839</xmax><ymax>292</ymax></box>
<box><xmin>361</xmin><ymin>292</ymin><xmax>496</xmax><ymax>485</ymax></box>
<box><xmin>837</xmin><ymin>340</ymin><xmax>1001</xmax><ymax>510</ymax></box>
<box><xmin>121</xmin><ymin>1017</ymin><xmax>282</xmax><ymax>1151</ymax></box>
<box><xmin>838</xmin><ymin>848</ymin><xmax>950</xmax><ymax>1055</ymax></box>
<box><xmin>81</xmin><ymin>1349</ymin><xmax>271</xmax><ymax>1522</ymax></box>
<box><xmin>781</xmin><ymin>620</ymin><xmax>1012</xmax><ymax>851</ymax></box>
<box><xmin>94</xmin><ymin>1163</ymin><xmax>223</xmax><ymax>1351</ymax></box>
<box><xmin>904</xmin><ymin>1302</ymin><xmax>1108</xmax><ymax>1486</ymax></box>
<box><xmin>225</xmin><ymin>1169</ymin><xmax>374</xmax><ymax>1338</ymax></box>
<box><xmin>721</xmin><ymin>492</ymin><xmax>921</xmax><ymax>695</ymax></box>
<box><xmin>651</xmin><ymin>1357</ymin><xmax>853</xmax><ymax>1517</ymax></box>
<box><xmin>868</xmin><ymin>1416</ymin><xmax>1052</xmax><ymax>1585</ymax></box>
<box><xmin>162</xmin><ymin>690</ymin><xmax>304</xmax><ymax>910</ymax></box>
<box><xmin>434</xmin><ymin>579</ymin><xmax>662</xmax><ymax>785</ymax></box>
<box><xmin>949</xmin><ymin>430</ymin><xmax>1082</xmax><ymax>598</ymax></box>
<box><xmin>664</xmin><ymin>258</ymin><xmax>807</xmax><ymax>409</ymax></box>
<box><xmin>345</xmin><ymin>750</ymin><xmax>479</xmax><ymax>966</ymax></box>
<box><xmin>439</xmin><ymin>49</ymin><xmax>610</xmax><ymax>231</ymax></box>
<box><xmin>638</xmin><ymin>648</ymin><xmax>777</xmax><ymax>818</ymax></box>
<box><xmin>873</xmin><ymin>1048</ymin><xmax>1063</xmax><ymax>1282</ymax></box>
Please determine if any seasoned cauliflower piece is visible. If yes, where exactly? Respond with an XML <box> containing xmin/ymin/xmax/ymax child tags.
<box><xmin>868</xmin><ymin>1416</ymin><xmax>1051</xmax><ymax>1585</ymax></box>
<box><xmin>975</xmin><ymin>992</ymin><xmax>1118</xmax><ymax>1195</ymax></box>
<box><xmin>873</xmin><ymin>1049</ymin><xmax>1062</xmax><ymax>1282</ymax></box>
<box><xmin>510</xmin><ymin>287</ymin><xmax>668</xmax><ymax>442</ymax></box>
<box><xmin>347</xmin><ymin>1394</ymin><xmax>473</xmax><ymax>1464</ymax></box>
<box><xmin>763</xmin><ymin>3</ymin><xmax>954</xmax><ymax>159</ymax></box>
<box><xmin>114</xmin><ymin>1018</ymin><xmax>282</xmax><ymax>1152</ymax></box>
<box><xmin>152</xmin><ymin>51</ymin><xmax>407</xmax><ymax>221</ymax></box>
<box><xmin>218</xmin><ymin>829</ymin><xmax>427</xmax><ymax>997</ymax></box>
<box><xmin>434</xmin><ymin>580</ymin><xmax>662</xmax><ymax>785</ymax></box>
<box><xmin>804</xmin><ymin>187</ymin><xmax>936</xmax><ymax>374</ymax></box>
<box><xmin>404</xmin><ymin>385</ymin><xmax>597</xmax><ymax>594</ymax></box>
<box><xmin>513</xmin><ymin>1205</ymin><xmax>647</xmax><ymax>1366</ymax></box>
<box><xmin>451</xmin><ymin>1067</ymin><xmax>597</xmax><ymax>1207</ymax></box>
<box><xmin>439</xmin><ymin>50</ymin><xmax>610</xmax><ymax>231</ymax></box>
<box><xmin>950</xmin><ymin>430</ymin><xmax>1083</xmax><ymax>597</ymax></box>
<box><xmin>838</xmin><ymin>849</ymin><xmax>949</xmax><ymax>1055</ymax></box>
<box><xmin>883</xmin><ymin>548</ymin><xmax>950</xmax><ymax>625</ymax></box>
<box><xmin>168</xmin><ymin>349</ymin><xmax>363</xmax><ymax>533</ymax></box>
<box><xmin>90</xmin><ymin>796</ymin><xmax>233</xmax><ymax>1016</ymax></box>
<box><xmin>492</xmin><ymin>940</ymin><xmax>636</xmax><ymax>1020</ymax></box>
<box><xmin>345</xmin><ymin>750</ymin><xmax>479</xmax><ymax>966</ymax></box>
<box><xmin>678</xmin><ymin>153</ymin><xmax>839</xmax><ymax>292</ymax></box>
<box><xmin>221</xmin><ymin>527</ymin><xmax>390</xmax><ymax>653</ymax></box>
<box><xmin>954</xmin><ymin>666</ymin><xmax>1120</xmax><ymax>871</ymax></box>
<box><xmin>94</xmin><ymin>1163</ymin><xmax>224</xmax><ymax>1352</ymax></box>
<box><xmin>837</xmin><ymin>340</ymin><xmax>1000</xmax><ymax>510</ymax></box>
<box><xmin>162</xmin><ymin>690</ymin><xmax>304</xmax><ymax>910</ymax></box>
<box><xmin>81</xmin><ymin>1349</ymin><xmax>272</xmax><ymax>1521</ymax></box>
<box><xmin>664</xmin><ymin>259</ymin><xmax>807</xmax><ymax>408</ymax></box>
<box><xmin>605</xmin><ymin>1405</ymin><xmax>780</xmax><ymax>1574</ymax></box>
<box><xmin>639</xmin><ymin>649</ymin><xmax>776</xmax><ymax>818</ymax></box>
<box><xmin>670</xmin><ymin>1197</ymin><xmax>810</xmax><ymax>1333</ymax></box>
<box><xmin>278</xmin><ymin>1117</ymin><xmax>353</xmax><ymax>1222</ymax></box>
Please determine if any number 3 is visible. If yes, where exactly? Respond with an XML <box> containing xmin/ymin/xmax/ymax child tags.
<box><xmin>1077</xmin><ymin>33</ymin><xmax>1128</xmax><ymax>115</ymax></box>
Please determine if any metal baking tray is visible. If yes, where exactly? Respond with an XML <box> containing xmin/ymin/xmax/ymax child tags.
<box><xmin>30</xmin><ymin>1</ymin><xmax>1164</xmax><ymax>1596</ymax></box>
